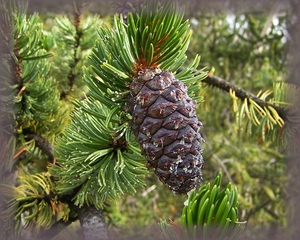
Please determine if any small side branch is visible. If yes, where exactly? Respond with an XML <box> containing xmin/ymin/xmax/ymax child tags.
<box><xmin>246</xmin><ymin>200</ymin><xmax>271</xmax><ymax>221</ymax></box>
<box><xmin>25</xmin><ymin>133</ymin><xmax>54</xmax><ymax>162</ymax></box>
<box><xmin>200</xmin><ymin>72</ymin><xmax>288</xmax><ymax>121</ymax></box>
<box><xmin>69</xmin><ymin>2</ymin><xmax>83</xmax><ymax>89</ymax></box>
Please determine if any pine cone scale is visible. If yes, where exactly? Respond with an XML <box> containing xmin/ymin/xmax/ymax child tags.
<box><xmin>147</xmin><ymin>98</ymin><xmax>178</xmax><ymax>118</ymax></box>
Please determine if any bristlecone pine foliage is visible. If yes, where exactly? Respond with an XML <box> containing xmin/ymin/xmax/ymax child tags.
<box><xmin>84</xmin><ymin>0</ymin><xmax>207</xmax><ymax>194</ymax></box>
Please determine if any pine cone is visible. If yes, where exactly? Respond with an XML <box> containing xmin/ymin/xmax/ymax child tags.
<box><xmin>127</xmin><ymin>67</ymin><xmax>205</xmax><ymax>194</ymax></box>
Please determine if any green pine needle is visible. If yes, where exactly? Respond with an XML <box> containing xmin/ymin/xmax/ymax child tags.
<box><xmin>232</xmin><ymin>81</ymin><xmax>300</xmax><ymax>150</ymax></box>
<box><xmin>1</xmin><ymin>1</ymin><xmax>69</xmax><ymax>141</ymax></box>
<box><xmin>85</xmin><ymin>0</ymin><xmax>205</xmax><ymax>109</ymax></box>
<box><xmin>159</xmin><ymin>172</ymin><xmax>246</xmax><ymax>240</ymax></box>
<box><xmin>51</xmin><ymin>97</ymin><xmax>148</xmax><ymax>208</ymax></box>
<box><xmin>0</xmin><ymin>167</ymin><xmax>64</xmax><ymax>237</ymax></box>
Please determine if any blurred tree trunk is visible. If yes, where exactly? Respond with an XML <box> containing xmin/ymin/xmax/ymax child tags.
<box><xmin>78</xmin><ymin>206</ymin><xmax>110</xmax><ymax>240</ymax></box>
<box><xmin>286</xmin><ymin>0</ymin><xmax>300</xmax><ymax>239</ymax></box>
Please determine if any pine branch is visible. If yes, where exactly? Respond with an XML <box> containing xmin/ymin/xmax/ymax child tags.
<box><xmin>68</xmin><ymin>2</ymin><xmax>83</xmax><ymax>90</ymax></box>
<box><xmin>78</xmin><ymin>206</ymin><xmax>110</xmax><ymax>240</ymax></box>
<box><xmin>25</xmin><ymin>133</ymin><xmax>54</xmax><ymax>162</ymax></box>
<box><xmin>51</xmin><ymin>96</ymin><xmax>147</xmax><ymax>208</ymax></box>
<box><xmin>198</xmin><ymin>71</ymin><xmax>289</xmax><ymax>121</ymax></box>
<box><xmin>54</xmin><ymin>3</ymin><xmax>101</xmax><ymax>100</ymax></box>
<box><xmin>245</xmin><ymin>200</ymin><xmax>271</xmax><ymax>221</ymax></box>
<box><xmin>14</xmin><ymin>184</ymin><xmax>76</xmax><ymax>208</ymax></box>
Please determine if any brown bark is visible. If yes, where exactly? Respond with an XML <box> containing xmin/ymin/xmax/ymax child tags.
<box><xmin>26</xmin><ymin>133</ymin><xmax>54</xmax><ymax>162</ymax></box>
<box><xmin>78</xmin><ymin>206</ymin><xmax>110</xmax><ymax>240</ymax></box>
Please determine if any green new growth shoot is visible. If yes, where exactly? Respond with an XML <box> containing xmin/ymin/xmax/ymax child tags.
<box><xmin>159</xmin><ymin>172</ymin><xmax>246</xmax><ymax>240</ymax></box>
<box><xmin>85</xmin><ymin>0</ymin><xmax>206</xmax><ymax>112</ymax></box>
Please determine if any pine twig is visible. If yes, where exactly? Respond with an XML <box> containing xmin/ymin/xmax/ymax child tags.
<box><xmin>246</xmin><ymin>200</ymin><xmax>271</xmax><ymax>221</ymax></box>
<box><xmin>198</xmin><ymin>71</ymin><xmax>288</xmax><ymax>121</ymax></box>
<box><xmin>69</xmin><ymin>2</ymin><xmax>83</xmax><ymax>89</ymax></box>
<box><xmin>25</xmin><ymin>133</ymin><xmax>54</xmax><ymax>162</ymax></box>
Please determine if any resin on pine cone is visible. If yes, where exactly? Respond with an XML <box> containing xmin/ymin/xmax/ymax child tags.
<box><xmin>127</xmin><ymin>67</ymin><xmax>205</xmax><ymax>194</ymax></box>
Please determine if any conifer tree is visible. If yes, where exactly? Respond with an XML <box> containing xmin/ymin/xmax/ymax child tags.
<box><xmin>0</xmin><ymin>1</ymin><xmax>298</xmax><ymax>240</ymax></box>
